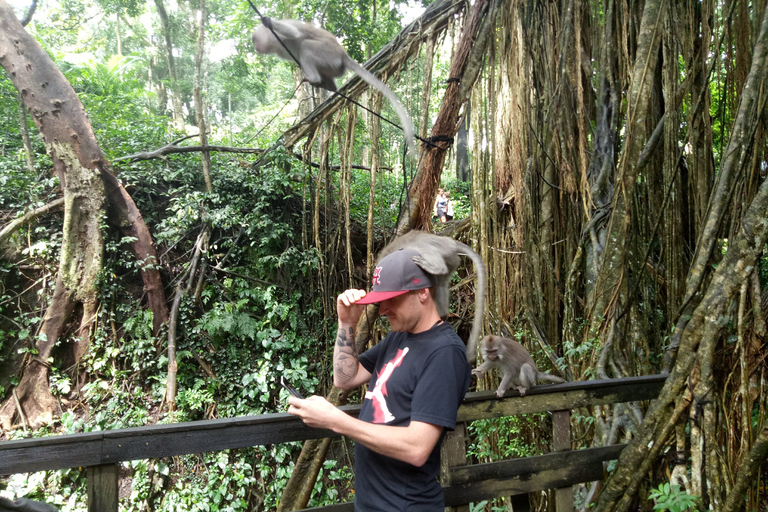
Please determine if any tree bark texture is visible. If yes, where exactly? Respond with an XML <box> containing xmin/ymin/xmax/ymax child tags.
<box><xmin>194</xmin><ymin>0</ymin><xmax>212</xmax><ymax>193</ymax></box>
<box><xmin>0</xmin><ymin>0</ymin><xmax>168</xmax><ymax>428</ymax></box>
<box><xmin>594</xmin><ymin>6</ymin><xmax>768</xmax><ymax>508</ymax></box>
<box><xmin>154</xmin><ymin>0</ymin><xmax>185</xmax><ymax>130</ymax></box>
<box><xmin>17</xmin><ymin>91</ymin><xmax>35</xmax><ymax>173</ymax></box>
<box><xmin>402</xmin><ymin>0</ymin><xmax>500</xmax><ymax>232</ymax></box>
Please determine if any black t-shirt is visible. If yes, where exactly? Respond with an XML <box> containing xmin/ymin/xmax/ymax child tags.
<box><xmin>354</xmin><ymin>322</ymin><xmax>471</xmax><ymax>511</ymax></box>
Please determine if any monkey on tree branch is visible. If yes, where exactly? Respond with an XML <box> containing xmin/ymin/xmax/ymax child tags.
<box><xmin>252</xmin><ymin>17</ymin><xmax>417</xmax><ymax>157</ymax></box>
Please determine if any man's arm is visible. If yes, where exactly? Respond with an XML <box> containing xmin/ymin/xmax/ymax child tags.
<box><xmin>333</xmin><ymin>289</ymin><xmax>372</xmax><ymax>390</ymax></box>
<box><xmin>287</xmin><ymin>396</ymin><xmax>443</xmax><ymax>467</ymax></box>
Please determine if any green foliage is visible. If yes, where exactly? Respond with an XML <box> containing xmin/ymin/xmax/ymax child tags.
<box><xmin>469</xmin><ymin>501</ymin><xmax>507</xmax><ymax>512</ymax></box>
<box><xmin>0</xmin><ymin>2</ymin><xmax>430</xmax><ymax>509</ymax></box>
<box><xmin>466</xmin><ymin>414</ymin><xmax>548</xmax><ymax>461</ymax></box>
<box><xmin>0</xmin><ymin>154</ymin><xmax>57</xmax><ymax>211</ymax></box>
<box><xmin>306</xmin><ymin>459</ymin><xmax>354</xmax><ymax>507</ymax></box>
<box><xmin>648</xmin><ymin>483</ymin><xmax>701</xmax><ymax>512</ymax></box>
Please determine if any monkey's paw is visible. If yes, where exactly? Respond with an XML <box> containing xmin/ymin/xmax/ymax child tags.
<box><xmin>261</xmin><ymin>16</ymin><xmax>273</xmax><ymax>28</ymax></box>
<box><xmin>495</xmin><ymin>389</ymin><xmax>506</xmax><ymax>398</ymax></box>
<box><xmin>471</xmin><ymin>369</ymin><xmax>485</xmax><ymax>377</ymax></box>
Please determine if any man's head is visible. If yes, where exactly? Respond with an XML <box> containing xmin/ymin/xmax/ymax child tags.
<box><xmin>356</xmin><ymin>249</ymin><xmax>433</xmax><ymax>304</ymax></box>
<box><xmin>356</xmin><ymin>249</ymin><xmax>439</xmax><ymax>332</ymax></box>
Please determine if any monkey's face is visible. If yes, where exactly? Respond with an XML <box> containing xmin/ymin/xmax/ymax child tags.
<box><xmin>480</xmin><ymin>336</ymin><xmax>500</xmax><ymax>360</ymax></box>
<box><xmin>252</xmin><ymin>29</ymin><xmax>272</xmax><ymax>54</ymax></box>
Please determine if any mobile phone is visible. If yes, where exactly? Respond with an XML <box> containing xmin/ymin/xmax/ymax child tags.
<box><xmin>280</xmin><ymin>376</ymin><xmax>304</xmax><ymax>399</ymax></box>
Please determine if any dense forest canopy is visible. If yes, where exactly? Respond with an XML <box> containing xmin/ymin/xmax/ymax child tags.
<box><xmin>0</xmin><ymin>0</ymin><xmax>767</xmax><ymax>509</ymax></box>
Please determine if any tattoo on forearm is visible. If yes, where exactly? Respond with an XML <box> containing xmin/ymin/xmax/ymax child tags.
<box><xmin>336</xmin><ymin>326</ymin><xmax>355</xmax><ymax>347</ymax></box>
<box><xmin>334</xmin><ymin>327</ymin><xmax>358</xmax><ymax>384</ymax></box>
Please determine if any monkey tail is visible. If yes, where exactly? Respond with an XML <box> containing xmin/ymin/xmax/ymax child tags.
<box><xmin>536</xmin><ymin>372</ymin><xmax>566</xmax><ymax>384</ymax></box>
<box><xmin>457</xmin><ymin>243</ymin><xmax>486</xmax><ymax>364</ymax></box>
<box><xmin>344</xmin><ymin>58</ymin><xmax>417</xmax><ymax>158</ymax></box>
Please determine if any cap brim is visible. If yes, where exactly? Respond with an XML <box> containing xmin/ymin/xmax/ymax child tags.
<box><xmin>355</xmin><ymin>289</ymin><xmax>410</xmax><ymax>304</ymax></box>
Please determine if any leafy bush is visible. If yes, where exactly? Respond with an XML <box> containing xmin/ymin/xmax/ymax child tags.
<box><xmin>467</xmin><ymin>414</ymin><xmax>549</xmax><ymax>461</ymax></box>
<box><xmin>648</xmin><ymin>483</ymin><xmax>701</xmax><ymax>512</ymax></box>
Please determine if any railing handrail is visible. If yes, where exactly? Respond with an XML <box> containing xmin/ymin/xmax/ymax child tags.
<box><xmin>0</xmin><ymin>375</ymin><xmax>667</xmax><ymax>476</ymax></box>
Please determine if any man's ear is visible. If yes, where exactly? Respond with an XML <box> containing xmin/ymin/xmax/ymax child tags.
<box><xmin>417</xmin><ymin>287</ymin><xmax>432</xmax><ymax>303</ymax></box>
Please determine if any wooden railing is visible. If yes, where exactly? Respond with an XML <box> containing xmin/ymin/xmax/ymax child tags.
<box><xmin>0</xmin><ymin>375</ymin><xmax>666</xmax><ymax>511</ymax></box>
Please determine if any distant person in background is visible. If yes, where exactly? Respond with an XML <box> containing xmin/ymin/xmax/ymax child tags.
<box><xmin>435</xmin><ymin>190</ymin><xmax>447</xmax><ymax>223</ymax></box>
<box><xmin>444</xmin><ymin>191</ymin><xmax>454</xmax><ymax>221</ymax></box>
<box><xmin>433</xmin><ymin>188</ymin><xmax>443</xmax><ymax>220</ymax></box>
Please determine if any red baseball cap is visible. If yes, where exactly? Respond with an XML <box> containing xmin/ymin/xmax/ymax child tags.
<box><xmin>356</xmin><ymin>249</ymin><xmax>435</xmax><ymax>304</ymax></box>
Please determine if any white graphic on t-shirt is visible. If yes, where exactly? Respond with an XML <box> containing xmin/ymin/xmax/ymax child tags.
<box><xmin>365</xmin><ymin>347</ymin><xmax>409</xmax><ymax>423</ymax></box>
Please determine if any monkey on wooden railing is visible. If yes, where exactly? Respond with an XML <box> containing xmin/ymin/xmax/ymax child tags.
<box><xmin>473</xmin><ymin>335</ymin><xmax>565</xmax><ymax>397</ymax></box>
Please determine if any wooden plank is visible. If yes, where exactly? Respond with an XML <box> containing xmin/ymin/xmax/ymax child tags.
<box><xmin>0</xmin><ymin>409</ymin><xmax>358</xmax><ymax>475</ymax></box>
<box><xmin>0</xmin><ymin>376</ymin><xmax>663</xmax><ymax>476</ymax></box>
<box><xmin>441</xmin><ymin>423</ymin><xmax>469</xmax><ymax>512</ymax></box>
<box><xmin>87</xmin><ymin>464</ymin><xmax>119</xmax><ymax>512</ymax></box>
<box><xmin>457</xmin><ymin>375</ymin><xmax>666</xmax><ymax>422</ymax></box>
<box><xmin>0</xmin><ymin>431</ymin><xmax>104</xmax><ymax>474</ymax></box>
<box><xmin>552</xmin><ymin>411</ymin><xmax>573</xmax><ymax>512</ymax></box>
<box><xmin>303</xmin><ymin>502</ymin><xmax>354</xmax><ymax>511</ymax></box>
<box><xmin>443</xmin><ymin>445</ymin><xmax>625</xmax><ymax>506</ymax></box>
<box><xmin>99</xmin><ymin>412</ymin><xmax>340</xmax><ymax>464</ymax></box>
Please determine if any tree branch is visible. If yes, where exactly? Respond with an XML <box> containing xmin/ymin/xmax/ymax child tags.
<box><xmin>0</xmin><ymin>198</ymin><xmax>64</xmax><ymax>246</ymax></box>
<box><xmin>115</xmin><ymin>144</ymin><xmax>391</xmax><ymax>171</ymax></box>
<box><xmin>19</xmin><ymin>0</ymin><xmax>36</xmax><ymax>26</ymax></box>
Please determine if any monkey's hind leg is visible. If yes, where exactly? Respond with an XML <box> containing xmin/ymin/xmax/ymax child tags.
<box><xmin>298</xmin><ymin>41</ymin><xmax>344</xmax><ymax>91</ymax></box>
<box><xmin>516</xmin><ymin>364</ymin><xmax>537</xmax><ymax>396</ymax></box>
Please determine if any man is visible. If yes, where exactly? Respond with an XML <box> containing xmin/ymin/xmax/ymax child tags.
<box><xmin>287</xmin><ymin>248</ymin><xmax>471</xmax><ymax>511</ymax></box>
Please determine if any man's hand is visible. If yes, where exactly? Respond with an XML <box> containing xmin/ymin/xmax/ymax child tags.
<box><xmin>337</xmin><ymin>289</ymin><xmax>367</xmax><ymax>326</ymax></box>
<box><xmin>288</xmin><ymin>395</ymin><xmax>442</xmax><ymax>467</ymax></box>
<box><xmin>288</xmin><ymin>395</ymin><xmax>346</xmax><ymax>431</ymax></box>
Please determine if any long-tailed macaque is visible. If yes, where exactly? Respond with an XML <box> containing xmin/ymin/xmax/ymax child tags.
<box><xmin>252</xmin><ymin>18</ymin><xmax>416</xmax><ymax>156</ymax></box>
<box><xmin>377</xmin><ymin>231</ymin><xmax>486</xmax><ymax>363</ymax></box>
<box><xmin>472</xmin><ymin>335</ymin><xmax>565</xmax><ymax>397</ymax></box>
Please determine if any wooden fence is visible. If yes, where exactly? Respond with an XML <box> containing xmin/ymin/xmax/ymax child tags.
<box><xmin>0</xmin><ymin>375</ymin><xmax>666</xmax><ymax>511</ymax></box>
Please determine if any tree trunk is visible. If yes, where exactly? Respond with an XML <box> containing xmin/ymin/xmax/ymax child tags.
<box><xmin>17</xmin><ymin>91</ymin><xmax>35</xmax><ymax>173</ymax></box>
<box><xmin>419</xmin><ymin>33</ymin><xmax>436</xmax><ymax>140</ymax></box>
<box><xmin>194</xmin><ymin>0</ymin><xmax>212</xmax><ymax>192</ymax></box>
<box><xmin>588</xmin><ymin>0</ymin><xmax>663</xmax><ymax>324</ymax></box>
<box><xmin>367</xmin><ymin>91</ymin><xmax>383</xmax><ymax>282</ymax></box>
<box><xmin>594</xmin><ymin>4</ymin><xmax>768</xmax><ymax>508</ymax></box>
<box><xmin>154</xmin><ymin>0</ymin><xmax>185</xmax><ymax>130</ymax></box>
<box><xmin>401</xmin><ymin>0</ymin><xmax>499</xmax><ymax>232</ymax></box>
<box><xmin>456</xmin><ymin>104</ymin><xmax>470</xmax><ymax>183</ymax></box>
<box><xmin>0</xmin><ymin>0</ymin><xmax>168</xmax><ymax>428</ymax></box>
<box><xmin>0</xmin><ymin>3</ymin><xmax>105</xmax><ymax>427</ymax></box>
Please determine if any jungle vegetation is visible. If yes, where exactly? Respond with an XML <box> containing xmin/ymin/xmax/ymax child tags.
<box><xmin>0</xmin><ymin>0</ymin><xmax>767</xmax><ymax>509</ymax></box>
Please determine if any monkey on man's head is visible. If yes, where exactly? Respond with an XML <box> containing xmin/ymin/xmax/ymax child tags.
<box><xmin>472</xmin><ymin>335</ymin><xmax>565</xmax><ymax>397</ymax></box>
<box><xmin>252</xmin><ymin>18</ymin><xmax>416</xmax><ymax>157</ymax></box>
<box><xmin>377</xmin><ymin>230</ymin><xmax>486</xmax><ymax>363</ymax></box>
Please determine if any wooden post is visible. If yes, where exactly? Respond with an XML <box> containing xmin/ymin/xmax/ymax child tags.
<box><xmin>87</xmin><ymin>464</ymin><xmax>119</xmax><ymax>512</ymax></box>
<box><xmin>553</xmin><ymin>410</ymin><xmax>573</xmax><ymax>512</ymax></box>
<box><xmin>441</xmin><ymin>422</ymin><xmax>469</xmax><ymax>512</ymax></box>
